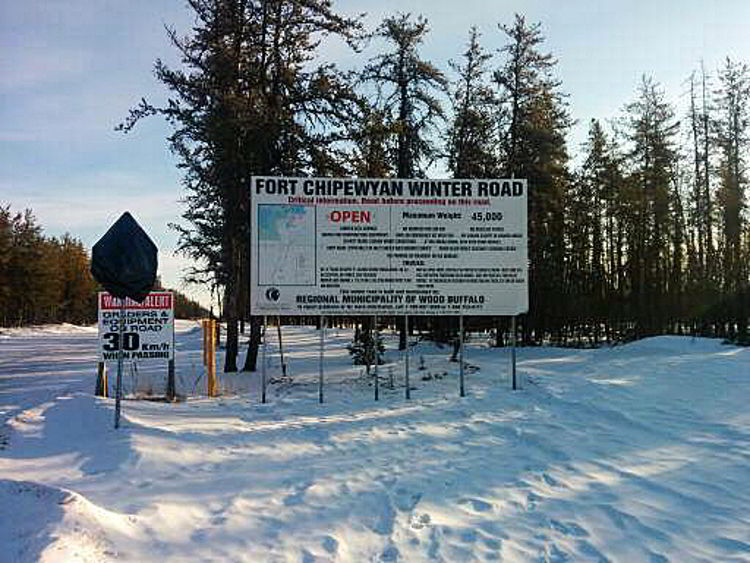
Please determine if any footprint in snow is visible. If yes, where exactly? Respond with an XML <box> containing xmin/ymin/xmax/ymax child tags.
<box><xmin>711</xmin><ymin>536</ymin><xmax>750</xmax><ymax>554</ymax></box>
<box><xmin>542</xmin><ymin>542</ymin><xmax>571</xmax><ymax>562</ymax></box>
<box><xmin>549</xmin><ymin>519</ymin><xmax>588</xmax><ymax>537</ymax></box>
<box><xmin>211</xmin><ymin>515</ymin><xmax>227</xmax><ymax>526</ymax></box>
<box><xmin>321</xmin><ymin>535</ymin><xmax>338</xmax><ymax>554</ymax></box>
<box><xmin>459</xmin><ymin>497</ymin><xmax>493</xmax><ymax>513</ymax></box>
<box><xmin>376</xmin><ymin>475</ymin><xmax>397</xmax><ymax>488</ymax></box>
<box><xmin>283</xmin><ymin>480</ymin><xmax>312</xmax><ymax>506</ymax></box>
<box><xmin>380</xmin><ymin>545</ymin><xmax>400</xmax><ymax>561</ymax></box>
<box><xmin>410</xmin><ymin>513</ymin><xmax>431</xmax><ymax>530</ymax></box>
<box><xmin>358</xmin><ymin>491</ymin><xmax>396</xmax><ymax>535</ymax></box>
<box><xmin>394</xmin><ymin>488</ymin><xmax>422</xmax><ymax>512</ymax></box>
<box><xmin>483</xmin><ymin>537</ymin><xmax>502</xmax><ymax>550</ymax></box>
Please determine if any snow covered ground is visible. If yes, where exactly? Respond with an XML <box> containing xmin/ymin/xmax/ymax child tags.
<box><xmin>1</xmin><ymin>321</ymin><xmax>749</xmax><ymax>562</ymax></box>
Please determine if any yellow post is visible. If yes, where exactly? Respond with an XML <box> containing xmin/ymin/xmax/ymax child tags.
<box><xmin>213</xmin><ymin>319</ymin><xmax>219</xmax><ymax>396</ymax></box>
<box><xmin>207</xmin><ymin>319</ymin><xmax>218</xmax><ymax>397</ymax></box>
<box><xmin>202</xmin><ymin>319</ymin><xmax>208</xmax><ymax>367</ymax></box>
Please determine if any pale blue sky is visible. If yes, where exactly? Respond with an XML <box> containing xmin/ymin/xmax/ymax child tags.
<box><xmin>2</xmin><ymin>0</ymin><xmax>749</xmax><ymax>307</ymax></box>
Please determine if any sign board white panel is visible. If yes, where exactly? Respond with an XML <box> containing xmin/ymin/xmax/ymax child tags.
<box><xmin>250</xmin><ymin>177</ymin><xmax>528</xmax><ymax>316</ymax></box>
<box><xmin>98</xmin><ymin>292</ymin><xmax>175</xmax><ymax>361</ymax></box>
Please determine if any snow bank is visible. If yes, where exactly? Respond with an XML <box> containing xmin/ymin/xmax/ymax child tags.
<box><xmin>0</xmin><ymin>479</ymin><xmax>142</xmax><ymax>562</ymax></box>
<box><xmin>1</xmin><ymin>326</ymin><xmax>749</xmax><ymax>561</ymax></box>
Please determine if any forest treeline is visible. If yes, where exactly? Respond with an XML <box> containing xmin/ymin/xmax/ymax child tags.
<box><xmin>0</xmin><ymin>205</ymin><xmax>209</xmax><ymax>326</ymax></box>
<box><xmin>118</xmin><ymin>1</ymin><xmax>748</xmax><ymax>370</ymax></box>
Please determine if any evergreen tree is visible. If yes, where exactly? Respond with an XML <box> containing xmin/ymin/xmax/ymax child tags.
<box><xmin>0</xmin><ymin>206</ymin><xmax>98</xmax><ymax>327</ymax></box>
<box><xmin>714</xmin><ymin>58</ymin><xmax>750</xmax><ymax>340</ymax></box>
<box><xmin>349</xmin><ymin>106</ymin><xmax>394</xmax><ymax>178</ymax></box>
<box><xmin>361</xmin><ymin>12</ymin><xmax>446</xmax><ymax>349</ymax></box>
<box><xmin>0</xmin><ymin>206</ymin><xmax>13</xmax><ymax>324</ymax></box>
<box><xmin>56</xmin><ymin>234</ymin><xmax>98</xmax><ymax>324</ymax></box>
<box><xmin>686</xmin><ymin>66</ymin><xmax>716</xmax><ymax>289</ymax></box>
<box><xmin>569</xmin><ymin>120</ymin><xmax>626</xmax><ymax>342</ymax></box>
<box><xmin>493</xmin><ymin>14</ymin><xmax>571</xmax><ymax>343</ymax></box>
<box><xmin>361</xmin><ymin>13</ymin><xmax>447</xmax><ymax>179</ymax></box>
<box><xmin>621</xmin><ymin>76</ymin><xmax>680</xmax><ymax>336</ymax></box>
<box><xmin>446</xmin><ymin>27</ymin><xmax>498</xmax><ymax>178</ymax></box>
<box><xmin>120</xmin><ymin>0</ymin><xmax>362</xmax><ymax>371</ymax></box>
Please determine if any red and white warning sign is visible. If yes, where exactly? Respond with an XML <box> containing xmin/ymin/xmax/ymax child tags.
<box><xmin>97</xmin><ymin>292</ymin><xmax>174</xmax><ymax>362</ymax></box>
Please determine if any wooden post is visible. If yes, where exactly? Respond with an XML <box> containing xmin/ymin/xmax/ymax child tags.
<box><xmin>207</xmin><ymin>319</ymin><xmax>218</xmax><ymax>397</ymax></box>
<box><xmin>277</xmin><ymin>316</ymin><xmax>287</xmax><ymax>378</ymax></box>
<box><xmin>95</xmin><ymin>362</ymin><xmax>107</xmax><ymax>397</ymax></box>
<box><xmin>167</xmin><ymin>359</ymin><xmax>176</xmax><ymax>401</ymax></box>
<box><xmin>202</xmin><ymin>319</ymin><xmax>207</xmax><ymax>367</ymax></box>
<box><xmin>213</xmin><ymin>318</ymin><xmax>219</xmax><ymax>396</ymax></box>
<box><xmin>166</xmin><ymin>316</ymin><xmax>176</xmax><ymax>401</ymax></box>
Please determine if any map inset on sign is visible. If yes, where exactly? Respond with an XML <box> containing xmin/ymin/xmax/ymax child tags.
<box><xmin>258</xmin><ymin>204</ymin><xmax>316</xmax><ymax>285</ymax></box>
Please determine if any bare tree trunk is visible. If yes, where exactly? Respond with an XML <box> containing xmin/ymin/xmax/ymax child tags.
<box><xmin>242</xmin><ymin>316</ymin><xmax>262</xmax><ymax>372</ymax></box>
<box><xmin>224</xmin><ymin>282</ymin><xmax>238</xmax><ymax>372</ymax></box>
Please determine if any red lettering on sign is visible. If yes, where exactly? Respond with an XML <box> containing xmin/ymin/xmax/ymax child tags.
<box><xmin>329</xmin><ymin>210</ymin><xmax>372</xmax><ymax>223</ymax></box>
<box><xmin>99</xmin><ymin>292</ymin><xmax>173</xmax><ymax>310</ymax></box>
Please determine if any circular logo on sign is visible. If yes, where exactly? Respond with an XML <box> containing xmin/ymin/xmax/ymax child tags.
<box><xmin>265</xmin><ymin>287</ymin><xmax>280</xmax><ymax>302</ymax></box>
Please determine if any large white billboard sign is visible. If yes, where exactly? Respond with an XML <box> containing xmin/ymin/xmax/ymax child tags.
<box><xmin>98</xmin><ymin>292</ymin><xmax>175</xmax><ymax>361</ymax></box>
<box><xmin>250</xmin><ymin>177</ymin><xmax>528</xmax><ymax>316</ymax></box>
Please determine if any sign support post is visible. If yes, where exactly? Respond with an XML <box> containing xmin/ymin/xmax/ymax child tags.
<box><xmin>511</xmin><ymin>315</ymin><xmax>518</xmax><ymax>390</ymax></box>
<box><xmin>114</xmin><ymin>297</ymin><xmax>125</xmax><ymax>429</ymax></box>
<box><xmin>278</xmin><ymin>316</ymin><xmax>287</xmax><ymax>378</ymax></box>
<box><xmin>261</xmin><ymin>315</ymin><xmax>267</xmax><ymax>403</ymax></box>
<box><xmin>202</xmin><ymin>319</ymin><xmax>207</xmax><ymax>367</ymax></box>
<box><xmin>167</xmin><ymin>319</ymin><xmax>176</xmax><ymax>400</ymax></box>
<box><xmin>205</xmin><ymin>319</ymin><xmax>217</xmax><ymax>397</ymax></box>
<box><xmin>95</xmin><ymin>362</ymin><xmax>107</xmax><ymax>397</ymax></box>
<box><xmin>459</xmin><ymin>314</ymin><xmax>465</xmax><ymax>397</ymax></box>
<box><xmin>319</xmin><ymin>316</ymin><xmax>325</xmax><ymax>403</ymax></box>
<box><xmin>374</xmin><ymin>315</ymin><xmax>379</xmax><ymax>401</ymax></box>
<box><xmin>404</xmin><ymin>315</ymin><xmax>410</xmax><ymax>400</ymax></box>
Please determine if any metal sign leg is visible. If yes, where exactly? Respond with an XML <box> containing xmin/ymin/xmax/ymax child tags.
<box><xmin>114</xmin><ymin>297</ymin><xmax>125</xmax><ymax>429</ymax></box>
<box><xmin>262</xmin><ymin>315</ymin><xmax>267</xmax><ymax>403</ymax></box>
<box><xmin>374</xmin><ymin>315</ymin><xmax>379</xmax><ymax>401</ymax></box>
<box><xmin>319</xmin><ymin>316</ymin><xmax>325</xmax><ymax>403</ymax></box>
<box><xmin>278</xmin><ymin>316</ymin><xmax>287</xmax><ymax>378</ymax></box>
<box><xmin>459</xmin><ymin>314</ymin><xmax>465</xmax><ymax>397</ymax></box>
<box><xmin>511</xmin><ymin>315</ymin><xmax>517</xmax><ymax>390</ymax></box>
<box><xmin>404</xmin><ymin>315</ymin><xmax>410</xmax><ymax>400</ymax></box>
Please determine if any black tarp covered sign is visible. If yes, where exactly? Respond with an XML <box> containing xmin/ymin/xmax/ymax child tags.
<box><xmin>91</xmin><ymin>212</ymin><xmax>158</xmax><ymax>302</ymax></box>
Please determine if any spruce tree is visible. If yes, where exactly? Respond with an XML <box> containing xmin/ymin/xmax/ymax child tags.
<box><xmin>714</xmin><ymin>58</ymin><xmax>750</xmax><ymax>340</ymax></box>
<box><xmin>361</xmin><ymin>13</ymin><xmax>447</xmax><ymax>180</ymax></box>
<box><xmin>120</xmin><ymin>0</ymin><xmax>362</xmax><ymax>371</ymax></box>
<box><xmin>621</xmin><ymin>76</ymin><xmax>680</xmax><ymax>336</ymax></box>
<box><xmin>446</xmin><ymin>27</ymin><xmax>498</xmax><ymax>178</ymax></box>
<box><xmin>361</xmin><ymin>12</ymin><xmax>447</xmax><ymax>350</ymax></box>
<box><xmin>493</xmin><ymin>14</ymin><xmax>571</xmax><ymax>343</ymax></box>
